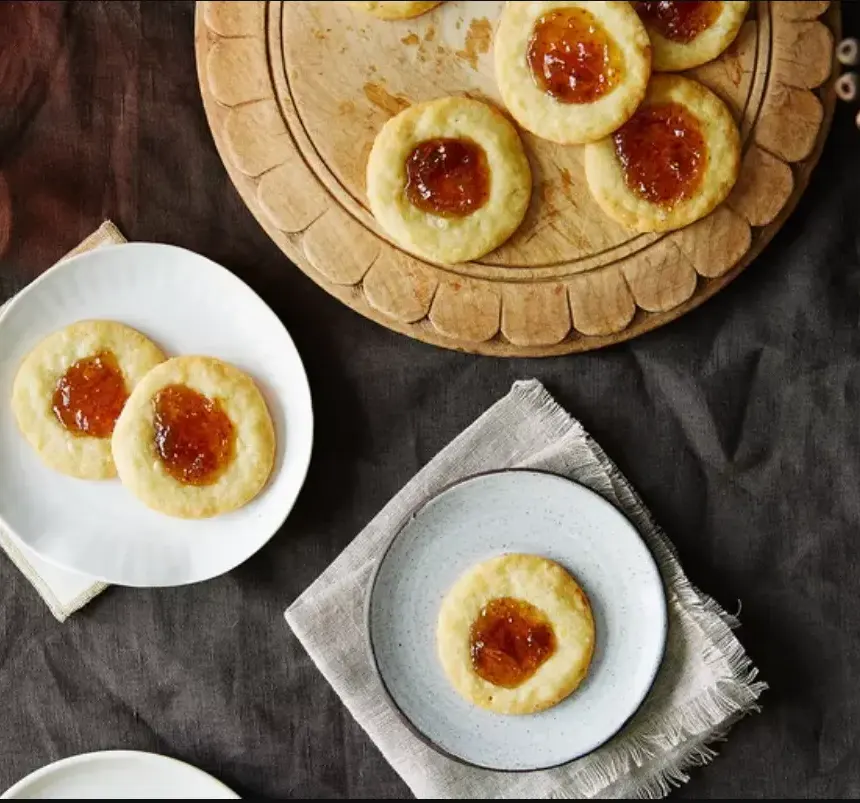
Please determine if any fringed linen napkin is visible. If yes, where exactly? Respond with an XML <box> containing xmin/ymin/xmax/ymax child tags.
<box><xmin>286</xmin><ymin>379</ymin><xmax>766</xmax><ymax>799</ymax></box>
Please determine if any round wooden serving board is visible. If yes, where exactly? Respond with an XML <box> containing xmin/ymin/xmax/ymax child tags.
<box><xmin>196</xmin><ymin>1</ymin><xmax>839</xmax><ymax>356</ymax></box>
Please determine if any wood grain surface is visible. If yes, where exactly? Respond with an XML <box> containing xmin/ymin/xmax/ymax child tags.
<box><xmin>196</xmin><ymin>1</ymin><xmax>839</xmax><ymax>356</ymax></box>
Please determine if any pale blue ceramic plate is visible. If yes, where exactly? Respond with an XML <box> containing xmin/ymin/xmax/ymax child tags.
<box><xmin>367</xmin><ymin>470</ymin><xmax>668</xmax><ymax>771</ymax></box>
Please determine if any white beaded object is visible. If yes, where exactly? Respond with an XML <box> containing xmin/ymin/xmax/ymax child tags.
<box><xmin>836</xmin><ymin>72</ymin><xmax>858</xmax><ymax>103</ymax></box>
<box><xmin>837</xmin><ymin>37</ymin><xmax>859</xmax><ymax>67</ymax></box>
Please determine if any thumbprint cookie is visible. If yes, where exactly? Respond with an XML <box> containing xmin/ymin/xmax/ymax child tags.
<box><xmin>11</xmin><ymin>320</ymin><xmax>165</xmax><ymax>480</ymax></box>
<box><xmin>494</xmin><ymin>1</ymin><xmax>652</xmax><ymax>144</ymax></box>
<box><xmin>437</xmin><ymin>553</ymin><xmax>595</xmax><ymax>715</ymax></box>
<box><xmin>584</xmin><ymin>74</ymin><xmax>740</xmax><ymax>233</ymax></box>
<box><xmin>366</xmin><ymin>96</ymin><xmax>532</xmax><ymax>264</ymax></box>
<box><xmin>348</xmin><ymin>1</ymin><xmax>442</xmax><ymax>20</ymax></box>
<box><xmin>633</xmin><ymin>1</ymin><xmax>750</xmax><ymax>72</ymax></box>
<box><xmin>112</xmin><ymin>356</ymin><xmax>275</xmax><ymax>519</ymax></box>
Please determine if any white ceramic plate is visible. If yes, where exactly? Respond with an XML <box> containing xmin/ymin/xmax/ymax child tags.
<box><xmin>367</xmin><ymin>470</ymin><xmax>667</xmax><ymax>771</ymax></box>
<box><xmin>0</xmin><ymin>243</ymin><xmax>313</xmax><ymax>587</ymax></box>
<box><xmin>0</xmin><ymin>750</ymin><xmax>240</xmax><ymax>799</ymax></box>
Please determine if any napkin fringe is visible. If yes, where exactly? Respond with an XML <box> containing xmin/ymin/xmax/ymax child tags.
<box><xmin>512</xmin><ymin>380</ymin><xmax>766</xmax><ymax>797</ymax></box>
<box><xmin>561</xmin><ymin>599</ymin><xmax>766</xmax><ymax>798</ymax></box>
<box><xmin>632</xmin><ymin>735</ymin><xmax>726</xmax><ymax>799</ymax></box>
<box><xmin>290</xmin><ymin>379</ymin><xmax>767</xmax><ymax>799</ymax></box>
<box><xmin>510</xmin><ymin>379</ymin><xmax>582</xmax><ymax>444</ymax></box>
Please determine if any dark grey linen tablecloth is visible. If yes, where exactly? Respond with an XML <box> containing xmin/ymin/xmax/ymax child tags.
<box><xmin>1</xmin><ymin>1</ymin><xmax>859</xmax><ymax>798</ymax></box>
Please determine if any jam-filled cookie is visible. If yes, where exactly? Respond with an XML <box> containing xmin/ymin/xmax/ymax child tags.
<box><xmin>633</xmin><ymin>1</ymin><xmax>749</xmax><ymax>72</ymax></box>
<box><xmin>584</xmin><ymin>74</ymin><xmax>740</xmax><ymax>233</ymax></box>
<box><xmin>111</xmin><ymin>356</ymin><xmax>275</xmax><ymax>519</ymax></box>
<box><xmin>366</xmin><ymin>96</ymin><xmax>532</xmax><ymax>264</ymax></box>
<box><xmin>437</xmin><ymin>553</ymin><xmax>595</xmax><ymax>715</ymax></box>
<box><xmin>11</xmin><ymin>320</ymin><xmax>165</xmax><ymax>480</ymax></box>
<box><xmin>494</xmin><ymin>1</ymin><xmax>652</xmax><ymax>144</ymax></box>
<box><xmin>348</xmin><ymin>1</ymin><xmax>441</xmax><ymax>20</ymax></box>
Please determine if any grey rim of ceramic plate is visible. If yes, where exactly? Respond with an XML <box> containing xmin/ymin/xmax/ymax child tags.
<box><xmin>364</xmin><ymin>467</ymin><xmax>670</xmax><ymax>773</ymax></box>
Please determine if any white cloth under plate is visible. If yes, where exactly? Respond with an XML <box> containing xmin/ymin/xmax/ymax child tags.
<box><xmin>286</xmin><ymin>379</ymin><xmax>767</xmax><ymax>799</ymax></box>
<box><xmin>0</xmin><ymin>221</ymin><xmax>124</xmax><ymax>621</ymax></box>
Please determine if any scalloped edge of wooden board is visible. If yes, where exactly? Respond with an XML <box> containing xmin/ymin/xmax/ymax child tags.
<box><xmin>195</xmin><ymin>0</ymin><xmax>840</xmax><ymax>357</ymax></box>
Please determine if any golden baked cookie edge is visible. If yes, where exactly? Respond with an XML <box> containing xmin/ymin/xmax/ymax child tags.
<box><xmin>494</xmin><ymin>0</ymin><xmax>652</xmax><ymax>144</ymax></box>
<box><xmin>436</xmin><ymin>553</ymin><xmax>596</xmax><ymax>715</ymax></box>
<box><xmin>584</xmin><ymin>74</ymin><xmax>741</xmax><ymax>233</ymax></box>
<box><xmin>10</xmin><ymin>320</ymin><xmax>166</xmax><ymax>480</ymax></box>
<box><xmin>111</xmin><ymin>355</ymin><xmax>276</xmax><ymax>519</ymax></box>
<box><xmin>366</xmin><ymin>96</ymin><xmax>532</xmax><ymax>264</ymax></box>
